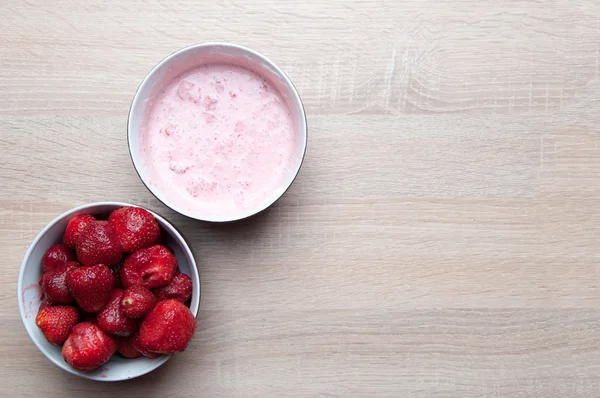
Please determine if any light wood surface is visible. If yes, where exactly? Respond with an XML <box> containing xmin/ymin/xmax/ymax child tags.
<box><xmin>2</xmin><ymin>0</ymin><xmax>600</xmax><ymax>396</ymax></box>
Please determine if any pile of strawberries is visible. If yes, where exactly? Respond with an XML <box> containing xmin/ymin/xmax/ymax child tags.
<box><xmin>35</xmin><ymin>206</ymin><xmax>196</xmax><ymax>372</ymax></box>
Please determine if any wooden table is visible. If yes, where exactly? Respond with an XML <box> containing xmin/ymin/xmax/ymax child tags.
<box><xmin>2</xmin><ymin>1</ymin><xmax>600</xmax><ymax>396</ymax></box>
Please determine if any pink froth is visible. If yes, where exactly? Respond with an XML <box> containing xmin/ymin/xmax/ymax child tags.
<box><xmin>139</xmin><ymin>62</ymin><xmax>298</xmax><ymax>220</ymax></box>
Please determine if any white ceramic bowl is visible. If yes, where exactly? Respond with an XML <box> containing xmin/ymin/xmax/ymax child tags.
<box><xmin>127</xmin><ymin>42</ymin><xmax>307</xmax><ymax>222</ymax></box>
<box><xmin>17</xmin><ymin>202</ymin><xmax>200</xmax><ymax>382</ymax></box>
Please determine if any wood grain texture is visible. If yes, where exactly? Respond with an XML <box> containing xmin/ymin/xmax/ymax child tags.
<box><xmin>2</xmin><ymin>0</ymin><xmax>600</xmax><ymax>396</ymax></box>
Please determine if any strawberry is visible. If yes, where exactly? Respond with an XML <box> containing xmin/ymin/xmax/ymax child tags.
<box><xmin>108</xmin><ymin>207</ymin><xmax>160</xmax><ymax>253</ymax></box>
<box><xmin>153</xmin><ymin>272</ymin><xmax>192</xmax><ymax>303</ymax></box>
<box><xmin>120</xmin><ymin>245</ymin><xmax>177</xmax><ymax>289</ymax></box>
<box><xmin>63</xmin><ymin>214</ymin><xmax>96</xmax><ymax>249</ymax></box>
<box><xmin>138</xmin><ymin>299</ymin><xmax>196</xmax><ymax>354</ymax></box>
<box><xmin>97</xmin><ymin>289</ymin><xmax>138</xmax><ymax>337</ymax></box>
<box><xmin>41</xmin><ymin>243</ymin><xmax>75</xmax><ymax>273</ymax></box>
<box><xmin>38</xmin><ymin>296</ymin><xmax>53</xmax><ymax>312</ymax></box>
<box><xmin>117</xmin><ymin>336</ymin><xmax>142</xmax><ymax>359</ymax></box>
<box><xmin>41</xmin><ymin>261</ymin><xmax>78</xmax><ymax>304</ymax></box>
<box><xmin>66</xmin><ymin>265</ymin><xmax>115</xmax><ymax>313</ymax></box>
<box><xmin>121</xmin><ymin>285</ymin><xmax>156</xmax><ymax>319</ymax></box>
<box><xmin>62</xmin><ymin>322</ymin><xmax>117</xmax><ymax>371</ymax></box>
<box><xmin>35</xmin><ymin>305</ymin><xmax>79</xmax><ymax>345</ymax></box>
<box><xmin>131</xmin><ymin>333</ymin><xmax>162</xmax><ymax>358</ymax></box>
<box><xmin>76</xmin><ymin>221</ymin><xmax>122</xmax><ymax>267</ymax></box>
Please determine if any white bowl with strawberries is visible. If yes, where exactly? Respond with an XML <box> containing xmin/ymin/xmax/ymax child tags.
<box><xmin>17</xmin><ymin>202</ymin><xmax>200</xmax><ymax>381</ymax></box>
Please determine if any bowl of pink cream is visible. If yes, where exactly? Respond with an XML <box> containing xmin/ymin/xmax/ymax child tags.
<box><xmin>128</xmin><ymin>43</ymin><xmax>307</xmax><ymax>222</ymax></box>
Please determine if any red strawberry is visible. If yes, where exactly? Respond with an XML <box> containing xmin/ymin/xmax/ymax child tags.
<box><xmin>76</xmin><ymin>221</ymin><xmax>122</xmax><ymax>267</ymax></box>
<box><xmin>120</xmin><ymin>245</ymin><xmax>177</xmax><ymax>289</ymax></box>
<box><xmin>38</xmin><ymin>297</ymin><xmax>53</xmax><ymax>312</ymax></box>
<box><xmin>66</xmin><ymin>265</ymin><xmax>114</xmax><ymax>313</ymax></box>
<box><xmin>117</xmin><ymin>336</ymin><xmax>142</xmax><ymax>359</ymax></box>
<box><xmin>121</xmin><ymin>285</ymin><xmax>156</xmax><ymax>319</ymax></box>
<box><xmin>35</xmin><ymin>306</ymin><xmax>79</xmax><ymax>345</ymax></box>
<box><xmin>62</xmin><ymin>322</ymin><xmax>117</xmax><ymax>371</ymax></box>
<box><xmin>108</xmin><ymin>207</ymin><xmax>160</xmax><ymax>253</ymax></box>
<box><xmin>41</xmin><ymin>261</ymin><xmax>78</xmax><ymax>304</ymax></box>
<box><xmin>153</xmin><ymin>272</ymin><xmax>192</xmax><ymax>303</ymax></box>
<box><xmin>138</xmin><ymin>299</ymin><xmax>196</xmax><ymax>354</ymax></box>
<box><xmin>97</xmin><ymin>289</ymin><xmax>138</xmax><ymax>337</ymax></box>
<box><xmin>131</xmin><ymin>333</ymin><xmax>162</xmax><ymax>358</ymax></box>
<box><xmin>41</xmin><ymin>244</ymin><xmax>75</xmax><ymax>273</ymax></box>
<box><xmin>63</xmin><ymin>214</ymin><xmax>96</xmax><ymax>249</ymax></box>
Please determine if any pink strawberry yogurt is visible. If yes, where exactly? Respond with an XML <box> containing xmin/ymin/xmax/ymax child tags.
<box><xmin>139</xmin><ymin>62</ymin><xmax>299</xmax><ymax>220</ymax></box>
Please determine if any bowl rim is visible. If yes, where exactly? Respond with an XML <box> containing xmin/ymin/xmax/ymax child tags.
<box><xmin>17</xmin><ymin>201</ymin><xmax>200</xmax><ymax>382</ymax></box>
<box><xmin>127</xmin><ymin>41</ymin><xmax>308</xmax><ymax>223</ymax></box>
